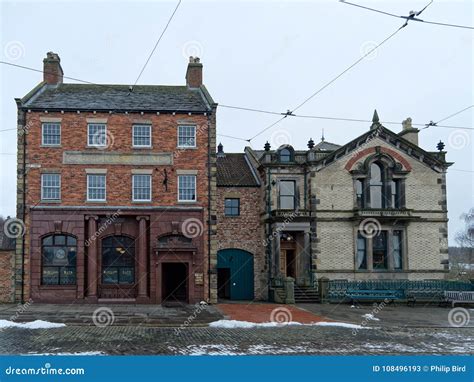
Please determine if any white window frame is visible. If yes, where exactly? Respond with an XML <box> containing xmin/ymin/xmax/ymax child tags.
<box><xmin>178</xmin><ymin>175</ymin><xmax>197</xmax><ymax>202</ymax></box>
<box><xmin>87</xmin><ymin>124</ymin><xmax>107</xmax><ymax>147</ymax></box>
<box><xmin>87</xmin><ymin>174</ymin><xmax>107</xmax><ymax>201</ymax></box>
<box><xmin>132</xmin><ymin>124</ymin><xmax>152</xmax><ymax>148</ymax></box>
<box><xmin>41</xmin><ymin>123</ymin><xmax>61</xmax><ymax>146</ymax></box>
<box><xmin>177</xmin><ymin>125</ymin><xmax>197</xmax><ymax>148</ymax></box>
<box><xmin>132</xmin><ymin>174</ymin><xmax>152</xmax><ymax>202</ymax></box>
<box><xmin>41</xmin><ymin>173</ymin><xmax>61</xmax><ymax>200</ymax></box>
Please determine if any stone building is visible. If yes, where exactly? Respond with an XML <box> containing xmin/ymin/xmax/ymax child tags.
<box><xmin>14</xmin><ymin>52</ymin><xmax>218</xmax><ymax>304</ymax></box>
<box><xmin>241</xmin><ymin>111</ymin><xmax>452</xmax><ymax>302</ymax></box>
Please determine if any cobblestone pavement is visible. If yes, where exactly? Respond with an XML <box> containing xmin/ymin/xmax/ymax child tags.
<box><xmin>0</xmin><ymin>325</ymin><xmax>472</xmax><ymax>355</ymax></box>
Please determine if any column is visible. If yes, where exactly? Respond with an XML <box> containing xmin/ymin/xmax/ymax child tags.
<box><xmin>274</xmin><ymin>229</ymin><xmax>281</xmax><ymax>279</ymax></box>
<box><xmin>136</xmin><ymin>216</ymin><xmax>149</xmax><ymax>299</ymax></box>
<box><xmin>85</xmin><ymin>215</ymin><xmax>98</xmax><ymax>299</ymax></box>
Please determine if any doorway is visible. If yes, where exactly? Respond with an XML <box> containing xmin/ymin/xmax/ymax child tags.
<box><xmin>217</xmin><ymin>268</ymin><xmax>231</xmax><ymax>299</ymax></box>
<box><xmin>285</xmin><ymin>250</ymin><xmax>296</xmax><ymax>278</ymax></box>
<box><xmin>161</xmin><ymin>263</ymin><xmax>188</xmax><ymax>303</ymax></box>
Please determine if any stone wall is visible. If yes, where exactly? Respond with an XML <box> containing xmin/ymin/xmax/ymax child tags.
<box><xmin>0</xmin><ymin>250</ymin><xmax>14</xmax><ymax>302</ymax></box>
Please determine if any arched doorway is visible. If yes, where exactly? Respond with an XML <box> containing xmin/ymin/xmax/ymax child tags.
<box><xmin>217</xmin><ymin>249</ymin><xmax>254</xmax><ymax>300</ymax></box>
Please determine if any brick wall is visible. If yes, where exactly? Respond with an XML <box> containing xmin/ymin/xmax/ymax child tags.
<box><xmin>216</xmin><ymin>186</ymin><xmax>267</xmax><ymax>300</ymax></box>
<box><xmin>0</xmin><ymin>250</ymin><xmax>14</xmax><ymax>302</ymax></box>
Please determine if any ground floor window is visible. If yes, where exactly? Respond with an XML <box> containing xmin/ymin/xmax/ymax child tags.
<box><xmin>356</xmin><ymin>229</ymin><xmax>404</xmax><ymax>271</ymax></box>
<box><xmin>101</xmin><ymin>236</ymin><xmax>135</xmax><ymax>284</ymax></box>
<box><xmin>41</xmin><ymin>234</ymin><xmax>77</xmax><ymax>285</ymax></box>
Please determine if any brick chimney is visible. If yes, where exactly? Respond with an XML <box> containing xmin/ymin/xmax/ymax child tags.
<box><xmin>399</xmin><ymin>117</ymin><xmax>419</xmax><ymax>146</ymax></box>
<box><xmin>186</xmin><ymin>56</ymin><xmax>202</xmax><ymax>88</ymax></box>
<box><xmin>43</xmin><ymin>52</ymin><xmax>63</xmax><ymax>85</ymax></box>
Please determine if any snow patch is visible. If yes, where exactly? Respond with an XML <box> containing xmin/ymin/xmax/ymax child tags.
<box><xmin>314</xmin><ymin>322</ymin><xmax>368</xmax><ymax>329</ymax></box>
<box><xmin>0</xmin><ymin>320</ymin><xmax>65</xmax><ymax>329</ymax></box>
<box><xmin>209</xmin><ymin>320</ymin><xmax>303</xmax><ymax>328</ymax></box>
<box><xmin>26</xmin><ymin>351</ymin><xmax>104</xmax><ymax>356</ymax></box>
<box><xmin>362</xmin><ymin>314</ymin><xmax>380</xmax><ymax>321</ymax></box>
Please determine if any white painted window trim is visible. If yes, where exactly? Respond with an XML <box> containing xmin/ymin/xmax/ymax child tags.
<box><xmin>41</xmin><ymin>173</ymin><xmax>61</xmax><ymax>200</ymax></box>
<box><xmin>132</xmin><ymin>174</ymin><xmax>152</xmax><ymax>202</ymax></box>
<box><xmin>177</xmin><ymin>125</ymin><xmax>197</xmax><ymax>148</ymax></box>
<box><xmin>132</xmin><ymin>124</ymin><xmax>152</xmax><ymax>148</ymax></box>
<box><xmin>177</xmin><ymin>174</ymin><xmax>197</xmax><ymax>202</ymax></box>
<box><xmin>41</xmin><ymin>123</ymin><xmax>61</xmax><ymax>146</ymax></box>
<box><xmin>87</xmin><ymin>174</ymin><xmax>107</xmax><ymax>201</ymax></box>
<box><xmin>87</xmin><ymin>123</ymin><xmax>107</xmax><ymax>147</ymax></box>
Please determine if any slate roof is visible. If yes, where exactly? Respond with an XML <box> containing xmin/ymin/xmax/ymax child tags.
<box><xmin>314</xmin><ymin>140</ymin><xmax>341</xmax><ymax>151</ymax></box>
<box><xmin>217</xmin><ymin>154</ymin><xmax>260</xmax><ymax>187</ymax></box>
<box><xmin>21</xmin><ymin>83</ymin><xmax>212</xmax><ymax>112</ymax></box>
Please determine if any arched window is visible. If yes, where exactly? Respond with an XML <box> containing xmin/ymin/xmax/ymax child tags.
<box><xmin>41</xmin><ymin>234</ymin><xmax>77</xmax><ymax>285</ymax></box>
<box><xmin>369</xmin><ymin>162</ymin><xmax>384</xmax><ymax>208</ymax></box>
<box><xmin>279</xmin><ymin>148</ymin><xmax>291</xmax><ymax>162</ymax></box>
<box><xmin>101</xmin><ymin>236</ymin><xmax>135</xmax><ymax>284</ymax></box>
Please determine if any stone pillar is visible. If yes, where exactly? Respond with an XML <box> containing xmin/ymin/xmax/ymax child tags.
<box><xmin>136</xmin><ymin>216</ymin><xmax>149</xmax><ymax>299</ymax></box>
<box><xmin>283</xmin><ymin>277</ymin><xmax>295</xmax><ymax>304</ymax></box>
<box><xmin>302</xmin><ymin>231</ymin><xmax>311</xmax><ymax>286</ymax></box>
<box><xmin>273</xmin><ymin>229</ymin><xmax>281</xmax><ymax>279</ymax></box>
<box><xmin>85</xmin><ymin>215</ymin><xmax>98</xmax><ymax>300</ymax></box>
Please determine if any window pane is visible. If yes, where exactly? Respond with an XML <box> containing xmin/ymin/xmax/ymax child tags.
<box><xmin>280</xmin><ymin>196</ymin><xmax>295</xmax><ymax>210</ymax></box>
<box><xmin>42</xmin><ymin>174</ymin><xmax>60</xmax><ymax>200</ymax></box>
<box><xmin>42</xmin><ymin>123</ymin><xmax>61</xmax><ymax>145</ymax></box>
<box><xmin>60</xmin><ymin>267</ymin><xmax>76</xmax><ymax>284</ymax></box>
<box><xmin>224</xmin><ymin>198</ymin><xmax>240</xmax><ymax>216</ymax></box>
<box><xmin>133</xmin><ymin>125</ymin><xmax>151</xmax><ymax>147</ymax></box>
<box><xmin>87</xmin><ymin>175</ymin><xmax>106</xmax><ymax>201</ymax></box>
<box><xmin>133</xmin><ymin>175</ymin><xmax>151</xmax><ymax>201</ymax></box>
<box><xmin>103</xmin><ymin>268</ymin><xmax>118</xmax><ymax>284</ymax></box>
<box><xmin>356</xmin><ymin>234</ymin><xmax>367</xmax><ymax>269</ymax></box>
<box><xmin>178</xmin><ymin>175</ymin><xmax>196</xmax><ymax>201</ymax></box>
<box><xmin>280</xmin><ymin>149</ymin><xmax>291</xmax><ymax>162</ymax></box>
<box><xmin>42</xmin><ymin>267</ymin><xmax>59</xmax><ymax>285</ymax></box>
<box><xmin>392</xmin><ymin>231</ymin><xmax>403</xmax><ymax>269</ymax></box>
<box><xmin>101</xmin><ymin>236</ymin><xmax>135</xmax><ymax>285</ymax></box>
<box><xmin>178</xmin><ymin>125</ymin><xmax>196</xmax><ymax>147</ymax></box>
<box><xmin>372</xmin><ymin>231</ymin><xmax>387</xmax><ymax>269</ymax></box>
<box><xmin>88</xmin><ymin>124</ymin><xmax>107</xmax><ymax>147</ymax></box>
<box><xmin>119</xmin><ymin>268</ymin><xmax>134</xmax><ymax>284</ymax></box>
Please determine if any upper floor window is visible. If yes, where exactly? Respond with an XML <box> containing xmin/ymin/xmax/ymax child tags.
<box><xmin>369</xmin><ymin>162</ymin><xmax>384</xmax><ymax>208</ymax></box>
<box><xmin>132</xmin><ymin>174</ymin><xmax>152</xmax><ymax>201</ymax></box>
<box><xmin>42</xmin><ymin>123</ymin><xmax>61</xmax><ymax>146</ymax></box>
<box><xmin>355</xmin><ymin>179</ymin><xmax>364</xmax><ymax>208</ymax></box>
<box><xmin>41</xmin><ymin>234</ymin><xmax>77</xmax><ymax>285</ymax></box>
<box><xmin>87</xmin><ymin>174</ymin><xmax>106</xmax><ymax>201</ymax></box>
<box><xmin>178</xmin><ymin>175</ymin><xmax>196</xmax><ymax>202</ymax></box>
<box><xmin>279</xmin><ymin>180</ymin><xmax>296</xmax><ymax>210</ymax></box>
<box><xmin>133</xmin><ymin>125</ymin><xmax>151</xmax><ymax>147</ymax></box>
<box><xmin>178</xmin><ymin>125</ymin><xmax>196</xmax><ymax>148</ymax></box>
<box><xmin>41</xmin><ymin>173</ymin><xmax>61</xmax><ymax>200</ymax></box>
<box><xmin>391</xmin><ymin>180</ymin><xmax>401</xmax><ymax>208</ymax></box>
<box><xmin>279</xmin><ymin>148</ymin><xmax>292</xmax><ymax>162</ymax></box>
<box><xmin>225</xmin><ymin>198</ymin><xmax>240</xmax><ymax>216</ymax></box>
<box><xmin>88</xmin><ymin>123</ymin><xmax>107</xmax><ymax>147</ymax></box>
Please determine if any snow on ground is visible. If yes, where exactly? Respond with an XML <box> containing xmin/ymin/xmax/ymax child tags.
<box><xmin>0</xmin><ymin>320</ymin><xmax>65</xmax><ymax>329</ymax></box>
<box><xmin>26</xmin><ymin>351</ymin><xmax>104</xmax><ymax>356</ymax></box>
<box><xmin>209</xmin><ymin>320</ymin><xmax>369</xmax><ymax>329</ymax></box>
<box><xmin>362</xmin><ymin>314</ymin><xmax>380</xmax><ymax>321</ymax></box>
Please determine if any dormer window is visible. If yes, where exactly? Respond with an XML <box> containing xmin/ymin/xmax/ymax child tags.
<box><xmin>280</xmin><ymin>149</ymin><xmax>291</xmax><ymax>162</ymax></box>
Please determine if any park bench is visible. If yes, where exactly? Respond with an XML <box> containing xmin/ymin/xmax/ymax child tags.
<box><xmin>406</xmin><ymin>290</ymin><xmax>444</xmax><ymax>306</ymax></box>
<box><xmin>346</xmin><ymin>289</ymin><xmax>403</xmax><ymax>303</ymax></box>
<box><xmin>444</xmin><ymin>291</ymin><xmax>474</xmax><ymax>307</ymax></box>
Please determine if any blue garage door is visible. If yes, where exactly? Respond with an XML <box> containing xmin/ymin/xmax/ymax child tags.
<box><xmin>217</xmin><ymin>249</ymin><xmax>254</xmax><ymax>300</ymax></box>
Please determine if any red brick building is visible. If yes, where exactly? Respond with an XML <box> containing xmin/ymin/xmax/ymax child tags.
<box><xmin>215</xmin><ymin>144</ymin><xmax>266</xmax><ymax>301</ymax></box>
<box><xmin>15</xmin><ymin>52</ymin><xmax>218</xmax><ymax>304</ymax></box>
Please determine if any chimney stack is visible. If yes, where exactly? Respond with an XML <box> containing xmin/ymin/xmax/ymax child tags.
<box><xmin>43</xmin><ymin>52</ymin><xmax>63</xmax><ymax>85</ymax></box>
<box><xmin>186</xmin><ymin>56</ymin><xmax>202</xmax><ymax>88</ymax></box>
<box><xmin>399</xmin><ymin>117</ymin><xmax>419</xmax><ymax>146</ymax></box>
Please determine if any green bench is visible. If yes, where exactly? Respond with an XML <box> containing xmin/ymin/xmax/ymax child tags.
<box><xmin>346</xmin><ymin>289</ymin><xmax>403</xmax><ymax>303</ymax></box>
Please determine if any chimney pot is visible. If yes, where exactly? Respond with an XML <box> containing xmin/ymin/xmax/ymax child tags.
<box><xmin>43</xmin><ymin>51</ymin><xmax>63</xmax><ymax>85</ymax></box>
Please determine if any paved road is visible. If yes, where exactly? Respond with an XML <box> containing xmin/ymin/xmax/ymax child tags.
<box><xmin>0</xmin><ymin>325</ymin><xmax>471</xmax><ymax>355</ymax></box>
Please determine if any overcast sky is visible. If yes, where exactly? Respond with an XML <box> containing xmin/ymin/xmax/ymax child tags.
<box><xmin>0</xmin><ymin>0</ymin><xmax>472</xmax><ymax>244</ymax></box>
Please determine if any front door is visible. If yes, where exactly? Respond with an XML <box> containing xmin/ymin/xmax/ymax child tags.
<box><xmin>161</xmin><ymin>262</ymin><xmax>188</xmax><ymax>303</ymax></box>
<box><xmin>280</xmin><ymin>249</ymin><xmax>297</xmax><ymax>278</ymax></box>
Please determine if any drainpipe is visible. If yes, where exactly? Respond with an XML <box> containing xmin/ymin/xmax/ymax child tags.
<box><xmin>207</xmin><ymin>112</ymin><xmax>212</xmax><ymax>303</ymax></box>
<box><xmin>266</xmin><ymin>168</ymin><xmax>272</xmax><ymax>298</ymax></box>
<box><xmin>20</xmin><ymin>107</ymin><xmax>26</xmax><ymax>304</ymax></box>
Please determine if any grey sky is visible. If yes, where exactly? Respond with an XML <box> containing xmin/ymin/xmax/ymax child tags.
<box><xmin>0</xmin><ymin>0</ymin><xmax>472</xmax><ymax>244</ymax></box>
